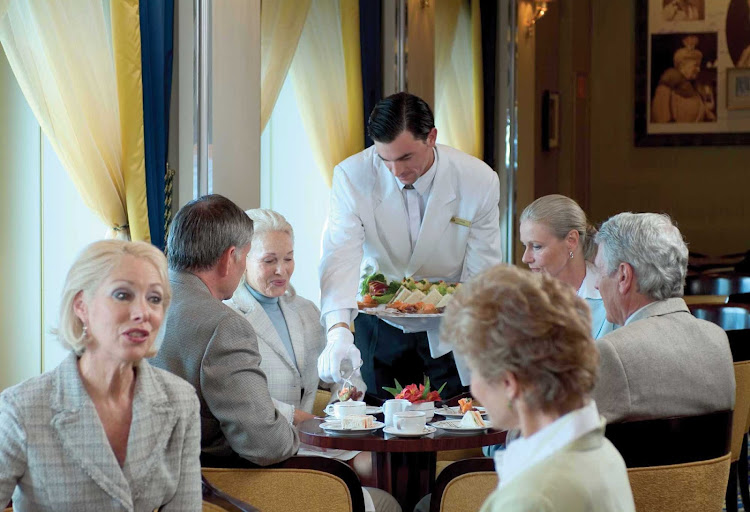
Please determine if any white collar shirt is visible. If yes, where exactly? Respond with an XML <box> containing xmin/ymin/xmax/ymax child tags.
<box><xmin>494</xmin><ymin>400</ymin><xmax>603</xmax><ymax>488</ymax></box>
<box><xmin>395</xmin><ymin>147</ymin><xmax>439</xmax><ymax>224</ymax></box>
<box><xmin>624</xmin><ymin>302</ymin><xmax>657</xmax><ymax>326</ymax></box>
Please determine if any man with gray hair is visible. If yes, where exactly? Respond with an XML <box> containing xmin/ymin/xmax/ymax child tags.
<box><xmin>152</xmin><ymin>194</ymin><xmax>299</xmax><ymax>466</ymax></box>
<box><xmin>591</xmin><ymin>212</ymin><xmax>734</xmax><ymax>423</ymax></box>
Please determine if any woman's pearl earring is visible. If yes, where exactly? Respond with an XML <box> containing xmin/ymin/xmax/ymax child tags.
<box><xmin>569</xmin><ymin>251</ymin><xmax>574</xmax><ymax>259</ymax></box>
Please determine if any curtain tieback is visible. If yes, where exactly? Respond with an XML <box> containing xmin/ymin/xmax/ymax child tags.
<box><xmin>113</xmin><ymin>223</ymin><xmax>130</xmax><ymax>232</ymax></box>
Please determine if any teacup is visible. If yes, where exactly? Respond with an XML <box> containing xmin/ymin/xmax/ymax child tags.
<box><xmin>383</xmin><ymin>399</ymin><xmax>410</xmax><ymax>427</ymax></box>
<box><xmin>393</xmin><ymin>411</ymin><xmax>427</xmax><ymax>434</ymax></box>
<box><xmin>330</xmin><ymin>400</ymin><xmax>366</xmax><ymax>419</ymax></box>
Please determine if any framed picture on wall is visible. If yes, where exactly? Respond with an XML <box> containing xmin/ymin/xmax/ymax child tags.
<box><xmin>635</xmin><ymin>0</ymin><xmax>750</xmax><ymax>146</ymax></box>
<box><xmin>727</xmin><ymin>67</ymin><xmax>750</xmax><ymax>110</ymax></box>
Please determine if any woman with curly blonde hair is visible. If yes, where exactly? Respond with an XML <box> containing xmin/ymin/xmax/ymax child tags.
<box><xmin>442</xmin><ymin>265</ymin><xmax>634</xmax><ymax>512</ymax></box>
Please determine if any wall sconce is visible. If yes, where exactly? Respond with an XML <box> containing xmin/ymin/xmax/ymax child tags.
<box><xmin>526</xmin><ymin>0</ymin><xmax>555</xmax><ymax>34</ymax></box>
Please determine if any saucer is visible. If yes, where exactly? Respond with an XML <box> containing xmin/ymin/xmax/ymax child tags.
<box><xmin>320</xmin><ymin>420</ymin><xmax>384</xmax><ymax>436</ymax></box>
<box><xmin>383</xmin><ymin>425</ymin><xmax>437</xmax><ymax>438</ymax></box>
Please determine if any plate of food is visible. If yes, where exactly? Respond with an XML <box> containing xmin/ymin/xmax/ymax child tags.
<box><xmin>324</xmin><ymin>404</ymin><xmax>383</xmax><ymax>417</ymax></box>
<box><xmin>431</xmin><ymin>411</ymin><xmax>492</xmax><ymax>434</ymax></box>
<box><xmin>357</xmin><ymin>275</ymin><xmax>460</xmax><ymax>316</ymax></box>
<box><xmin>438</xmin><ymin>398</ymin><xmax>488</xmax><ymax>419</ymax></box>
<box><xmin>319</xmin><ymin>417</ymin><xmax>385</xmax><ymax>436</ymax></box>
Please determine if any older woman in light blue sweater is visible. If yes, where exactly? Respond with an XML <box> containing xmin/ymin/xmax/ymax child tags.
<box><xmin>225</xmin><ymin>209</ymin><xmax>399</xmax><ymax>512</ymax></box>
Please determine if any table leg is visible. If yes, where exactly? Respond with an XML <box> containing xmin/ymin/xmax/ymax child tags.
<box><xmin>373</xmin><ymin>452</ymin><xmax>436</xmax><ymax>511</ymax></box>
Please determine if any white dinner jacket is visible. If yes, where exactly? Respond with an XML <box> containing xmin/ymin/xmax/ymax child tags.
<box><xmin>225</xmin><ymin>284</ymin><xmax>325</xmax><ymax>420</ymax></box>
<box><xmin>319</xmin><ymin>143</ymin><xmax>503</xmax><ymax>322</ymax></box>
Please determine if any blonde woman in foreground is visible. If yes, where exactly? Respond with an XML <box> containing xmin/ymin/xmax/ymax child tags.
<box><xmin>442</xmin><ymin>265</ymin><xmax>635</xmax><ymax>512</ymax></box>
<box><xmin>0</xmin><ymin>240</ymin><xmax>201</xmax><ymax>511</ymax></box>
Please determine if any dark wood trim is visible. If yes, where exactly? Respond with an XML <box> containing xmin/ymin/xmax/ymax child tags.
<box><xmin>429</xmin><ymin>457</ymin><xmax>495</xmax><ymax>512</ymax></box>
<box><xmin>605</xmin><ymin>410</ymin><xmax>732</xmax><ymax>468</ymax></box>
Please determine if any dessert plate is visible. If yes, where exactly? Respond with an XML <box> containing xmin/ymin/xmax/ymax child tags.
<box><xmin>430</xmin><ymin>420</ymin><xmax>493</xmax><ymax>434</ymax></box>
<box><xmin>319</xmin><ymin>420</ymin><xmax>385</xmax><ymax>436</ymax></box>
<box><xmin>383</xmin><ymin>425</ymin><xmax>437</xmax><ymax>438</ymax></box>
<box><xmin>438</xmin><ymin>406</ymin><xmax>488</xmax><ymax>419</ymax></box>
<box><xmin>324</xmin><ymin>405</ymin><xmax>383</xmax><ymax>417</ymax></box>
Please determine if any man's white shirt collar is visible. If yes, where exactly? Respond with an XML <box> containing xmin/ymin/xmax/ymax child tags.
<box><xmin>494</xmin><ymin>400</ymin><xmax>602</xmax><ymax>488</ymax></box>
<box><xmin>624</xmin><ymin>301</ymin><xmax>658</xmax><ymax>326</ymax></box>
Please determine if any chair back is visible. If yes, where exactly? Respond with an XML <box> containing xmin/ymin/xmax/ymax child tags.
<box><xmin>731</xmin><ymin>361</ymin><xmax>750</xmax><ymax>462</ymax></box>
<box><xmin>685</xmin><ymin>273</ymin><xmax>750</xmax><ymax>296</ymax></box>
<box><xmin>606</xmin><ymin>411</ymin><xmax>732</xmax><ymax>512</ymax></box>
<box><xmin>689</xmin><ymin>303</ymin><xmax>750</xmax><ymax>330</ymax></box>
<box><xmin>430</xmin><ymin>457</ymin><xmax>497</xmax><ymax>512</ymax></box>
<box><xmin>686</xmin><ymin>306</ymin><xmax>750</xmax><ymax>462</ymax></box>
<box><xmin>626</xmin><ymin>454</ymin><xmax>730</xmax><ymax>512</ymax></box>
<box><xmin>313</xmin><ymin>389</ymin><xmax>332</xmax><ymax>417</ymax></box>
<box><xmin>203</xmin><ymin>475</ymin><xmax>258</xmax><ymax>511</ymax></box>
<box><xmin>202</xmin><ymin>456</ymin><xmax>365</xmax><ymax>512</ymax></box>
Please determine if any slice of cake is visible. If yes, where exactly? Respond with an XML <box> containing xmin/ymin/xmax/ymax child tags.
<box><xmin>341</xmin><ymin>415</ymin><xmax>375</xmax><ymax>429</ymax></box>
<box><xmin>459</xmin><ymin>410</ymin><xmax>485</xmax><ymax>428</ymax></box>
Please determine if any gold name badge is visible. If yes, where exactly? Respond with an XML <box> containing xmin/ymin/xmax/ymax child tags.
<box><xmin>451</xmin><ymin>216</ymin><xmax>471</xmax><ymax>228</ymax></box>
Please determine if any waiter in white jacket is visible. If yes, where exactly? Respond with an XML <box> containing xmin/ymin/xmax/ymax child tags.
<box><xmin>318</xmin><ymin>92</ymin><xmax>502</xmax><ymax>399</ymax></box>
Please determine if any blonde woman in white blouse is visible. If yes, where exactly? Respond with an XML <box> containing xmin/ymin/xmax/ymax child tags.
<box><xmin>442</xmin><ymin>265</ymin><xmax>635</xmax><ymax>512</ymax></box>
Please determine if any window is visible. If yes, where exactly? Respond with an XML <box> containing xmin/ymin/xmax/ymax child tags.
<box><xmin>261</xmin><ymin>74</ymin><xmax>329</xmax><ymax>306</ymax></box>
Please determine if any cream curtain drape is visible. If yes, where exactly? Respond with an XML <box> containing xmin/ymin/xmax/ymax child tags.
<box><xmin>261</xmin><ymin>0</ymin><xmax>311</xmax><ymax>132</ymax></box>
<box><xmin>0</xmin><ymin>0</ymin><xmax>149</xmax><ymax>239</ymax></box>
<box><xmin>435</xmin><ymin>0</ymin><xmax>484</xmax><ymax>160</ymax></box>
<box><xmin>290</xmin><ymin>0</ymin><xmax>363</xmax><ymax>187</ymax></box>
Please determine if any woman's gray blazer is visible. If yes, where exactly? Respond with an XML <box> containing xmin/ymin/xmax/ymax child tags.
<box><xmin>225</xmin><ymin>284</ymin><xmax>325</xmax><ymax>420</ymax></box>
<box><xmin>0</xmin><ymin>353</ymin><xmax>201</xmax><ymax>511</ymax></box>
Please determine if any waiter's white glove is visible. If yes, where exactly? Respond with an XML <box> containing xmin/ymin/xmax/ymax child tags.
<box><xmin>318</xmin><ymin>327</ymin><xmax>361</xmax><ymax>383</ymax></box>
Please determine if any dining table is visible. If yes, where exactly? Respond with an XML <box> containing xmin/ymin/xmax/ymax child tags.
<box><xmin>298</xmin><ymin>414</ymin><xmax>507</xmax><ymax>511</ymax></box>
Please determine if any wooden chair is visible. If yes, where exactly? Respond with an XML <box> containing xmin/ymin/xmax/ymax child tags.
<box><xmin>429</xmin><ymin>457</ymin><xmax>497</xmax><ymax>512</ymax></box>
<box><xmin>202</xmin><ymin>456</ymin><xmax>365</xmax><ymax>512</ymax></box>
<box><xmin>605</xmin><ymin>410</ymin><xmax>733</xmax><ymax>512</ymax></box>
<box><xmin>685</xmin><ymin>273</ymin><xmax>750</xmax><ymax>296</ymax></box>
<box><xmin>689</xmin><ymin>302</ymin><xmax>750</xmax><ymax>330</ymax></box>
<box><xmin>203</xmin><ymin>476</ymin><xmax>259</xmax><ymax>511</ymax></box>
<box><xmin>688</xmin><ymin>304</ymin><xmax>750</xmax><ymax>510</ymax></box>
<box><xmin>435</xmin><ymin>392</ymin><xmax>484</xmax><ymax>476</ymax></box>
<box><xmin>313</xmin><ymin>388</ymin><xmax>332</xmax><ymax>417</ymax></box>
<box><xmin>724</xmin><ymin>327</ymin><xmax>750</xmax><ymax>512</ymax></box>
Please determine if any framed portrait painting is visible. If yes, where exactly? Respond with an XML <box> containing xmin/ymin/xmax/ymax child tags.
<box><xmin>635</xmin><ymin>0</ymin><xmax>750</xmax><ymax>146</ymax></box>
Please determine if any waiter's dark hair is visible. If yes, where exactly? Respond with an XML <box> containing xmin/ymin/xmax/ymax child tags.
<box><xmin>367</xmin><ymin>92</ymin><xmax>435</xmax><ymax>143</ymax></box>
<box><xmin>167</xmin><ymin>194</ymin><xmax>254</xmax><ymax>272</ymax></box>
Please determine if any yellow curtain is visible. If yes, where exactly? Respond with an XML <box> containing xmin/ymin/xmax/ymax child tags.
<box><xmin>111</xmin><ymin>0</ymin><xmax>150</xmax><ymax>242</ymax></box>
<box><xmin>290</xmin><ymin>0</ymin><xmax>364</xmax><ymax>187</ymax></box>
<box><xmin>0</xmin><ymin>0</ymin><xmax>150</xmax><ymax>240</ymax></box>
<box><xmin>261</xmin><ymin>0</ymin><xmax>311</xmax><ymax>132</ymax></box>
<box><xmin>434</xmin><ymin>0</ymin><xmax>484</xmax><ymax>160</ymax></box>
